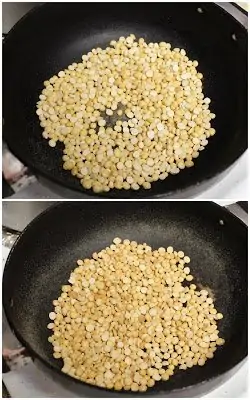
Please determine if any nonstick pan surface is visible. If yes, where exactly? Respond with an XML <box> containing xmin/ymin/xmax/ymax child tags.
<box><xmin>3</xmin><ymin>202</ymin><xmax>247</xmax><ymax>394</ymax></box>
<box><xmin>3</xmin><ymin>3</ymin><xmax>247</xmax><ymax>198</ymax></box>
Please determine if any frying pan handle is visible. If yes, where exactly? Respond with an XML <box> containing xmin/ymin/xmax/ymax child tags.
<box><xmin>220</xmin><ymin>3</ymin><xmax>248</xmax><ymax>30</ymax></box>
<box><xmin>2</xmin><ymin>225</ymin><xmax>21</xmax><ymax>249</ymax></box>
<box><xmin>230</xmin><ymin>2</ymin><xmax>248</xmax><ymax>17</ymax></box>
<box><xmin>224</xmin><ymin>202</ymin><xmax>248</xmax><ymax>225</ymax></box>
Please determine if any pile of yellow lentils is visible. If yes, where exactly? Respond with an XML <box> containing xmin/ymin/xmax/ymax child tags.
<box><xmin>36</xmin><ymin>34</ymin><xmax>216</xmax><ymax>193</ymax></box>
<box><xmin>48</xmin><ymin>238</ymin><xmax>224</xmax><ymax>391</ymax></box>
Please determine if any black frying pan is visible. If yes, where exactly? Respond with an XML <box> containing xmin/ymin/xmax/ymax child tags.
<box><xmin>3</xmin><ymin>3</ymin><xmax>247</xmax><ymax>198</ymax></box>
<box><xmin>3</xmin><ymin>202</ymin><xmax>247</xmax><ymax>395</ymax></box>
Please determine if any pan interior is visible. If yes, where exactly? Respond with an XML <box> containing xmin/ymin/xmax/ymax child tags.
<box><xmin>3</xmin><ymin>202</ymin><xmax>247</xmax><ymax>392</ymax></box>
<box><xmin>3</xmin><ymin>3</ymin><xmax>247</xmax><ymax>197</ymax></box>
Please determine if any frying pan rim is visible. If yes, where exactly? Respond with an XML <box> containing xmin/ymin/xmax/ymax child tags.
<box><xmin>2</xmin><ymin>201</ymin><xmax>248</xmax><ymax>394</ymax></box>
<box><xmin>3</xmin><ymin>2</ymin><xmax>247</xmax><ymax>198</ymax></box>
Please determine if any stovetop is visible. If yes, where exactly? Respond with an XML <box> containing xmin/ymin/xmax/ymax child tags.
<box><xmin>2</xmin><ymin>201</ymin><xmax>248</xmax><ymax>397</ymax></box>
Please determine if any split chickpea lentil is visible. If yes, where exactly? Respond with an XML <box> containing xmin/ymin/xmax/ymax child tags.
<box><xmin>37</xmin><ymin>34</ymin><xmax>216</xmax><ymax>193</ymax></box>
<box><xmin>48</xmin><ymin>238</ymin><xmax>224</xmax><ymax>391</ymax></box>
